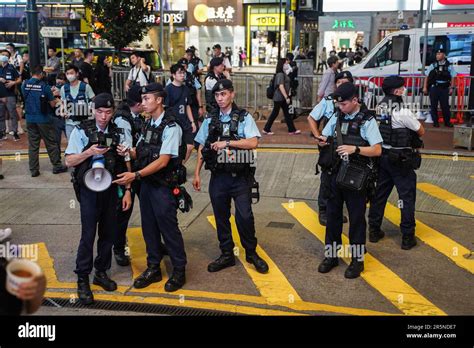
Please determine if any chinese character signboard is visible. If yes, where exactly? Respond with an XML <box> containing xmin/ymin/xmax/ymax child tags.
<box><xmin>188</xmin><ymin>0</ymin><xmax>242</xmax><ymax>26</ymax></box>
<box><xmin>331</xmin><ymin>19</ymin><xmax>356</xmax><ymax>29</ymax></box>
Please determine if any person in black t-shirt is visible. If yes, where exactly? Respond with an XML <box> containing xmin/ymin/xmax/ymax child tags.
<box><xmin>79</xmin><ymin>49</ymin><xmax>95</xmax><ymax>90</ymax></box>
<box><xmin>0</xmin><ymin>258</ymin><xmax>46</xmax><ymax>315</ymax></box>
<box><xmin>164</xmin><ymin>64</ymin><xmax>197</xmax><ymax>163</ymax></box>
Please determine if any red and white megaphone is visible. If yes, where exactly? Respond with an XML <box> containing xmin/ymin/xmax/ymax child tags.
<box><xmin>83</xmin><ymin>155</ymin><xmax>112</xmax><ymax>192</ymax></box>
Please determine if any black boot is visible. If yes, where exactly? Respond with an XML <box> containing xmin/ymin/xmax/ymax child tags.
<box><xmin>77</xmin><ymin>275</ymin><xmax>94</xmax><ymax>305</ymax></box>
<box><xmin>318</xmin><ymin>257</ymin><xmax>339</xmax><ymax>273</ymax></box>
<box><xmin>164</xmin><ymin>268</ymin><xmax>186</xmax><ymax>292</ymax></box>
<box><xmin>246</xmin><ymin>253</ymin><xmax>269</xmax><ymax>274</ymax></box>
<box><xmin>369</xmin><ymin>227</ymin><xmax>385</xmax><ymax>243</ymax></box>
<box><xmin>344</xmin><ymin>258</ymin><xmax>364</xmax><ymax>279</ymax></box>
<box><xmin>401</xmin><ymin>234</ymin><xmax>417</xmax><ymax>250</ymax></box>
<box><xmin>114</xmin><ymin>251</ymin><xmax>130</xmax><ymax>267</ymax></box>
<box><xmin>93</xmin><ymin>271</ymin><xmax>117</xmax><ymax>291</ymax></box>
<box><xmin>207</xmin><ymin>252</ymin><xmax>236</xmax><ymax>273</ymax></box>
<box><xmin>133</xmin><ymin>265</ymin><xmax>162</xmax><ymax>289</ymax></box>
<box><xmin>318</xmin><ymin>210</ymin><xmax>327</xmax><ymax>226</ymax></box>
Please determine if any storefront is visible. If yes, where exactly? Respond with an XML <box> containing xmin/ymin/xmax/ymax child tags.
<box><xmin>244</xmin><ymin>4</ymin><xmax>288</xmax><ymax>65</ymax></box>
<box><xmin>318</xmin><ymin>16</ymin><xmax>371</xmax><ymax>52</ymax></box>
<box><xmin>187</xmin><ymin>0</ymin><xmax>245</xmax><ymax>66</ymax></box>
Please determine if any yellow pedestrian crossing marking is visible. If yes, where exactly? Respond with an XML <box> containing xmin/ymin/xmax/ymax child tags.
<box><xmin>417</xmin><ymin>183</ymin><xmax>474</xmax><ymax>215</ymax></box>
<box><xmin>383</xmin><ymin>203</ymin><xmax>474</xmax><ymax>274</ymax></box>
<box><xmin>207</xmin><ymin>215</ymin><xmax>302</xmax><ymax>305</ymax></box>
<box><xmin>283</xmin><ymin>202</ymin><xmax>446</xmax><ymax>316</ymax></box>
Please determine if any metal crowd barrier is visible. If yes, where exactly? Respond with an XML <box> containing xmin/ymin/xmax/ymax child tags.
<box><xmin>111</xmin><ymin>69</ymin><xmax>473</xmax><ymax>123</ymax></box>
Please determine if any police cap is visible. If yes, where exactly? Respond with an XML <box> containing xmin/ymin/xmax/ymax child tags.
<box><xmin>126</xmin><ymin>85</ymin><xmax>142</xmax><ymax>106</ymax></box>
<box><xmin>435</xmin><ymin>48</ymin><xmax>446</xmax><ymax>54</ymax></box>
<box><xmin>335</xmin><ymin>71</ymin><xmax>354</xmax><ymax>83</ymax></box>
<box><xmin>212</xmin><ymin>79</ymin><xmax>233</xmax><ymax>94</ymax></box>
<box><xmin>93</xmin><ymin>93</ymin><xmax>115</xmax><ymax>109</ymax></box>
<box><xmin>140</xmin><ymin>82</ymin><xmax>167</xmax><ymax>98</ymax></box>
<box><xmin>333</xmin><ymin>82</ymin><xmax>358</xmax><ymax>102</ymax></box>
<box><xmin>382</xmin><ymin>76</ymin><xmax>405</xmax><ymax>94</ymax></box>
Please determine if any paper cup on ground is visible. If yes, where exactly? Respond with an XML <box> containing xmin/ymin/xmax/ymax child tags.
<box><xmin>5</xmin><ymin>259</ymin><xmax>42</xmax><ymax>296</ymax></box>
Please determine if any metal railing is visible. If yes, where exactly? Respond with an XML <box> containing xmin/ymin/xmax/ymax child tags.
<box><xmin>111</xmin><ymin>69</ymin><xmax>473</xmax><ymax>123</ymax></box>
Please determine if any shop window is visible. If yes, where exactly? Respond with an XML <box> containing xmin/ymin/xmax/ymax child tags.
<box><xmin>420</xmin><ymin>34</ymin><xmax>472</xmax><ymax>67</ymax></box>
<box><xmin>365</xmin><ymin>39</ymin><xmax>395</xmax><ymax>68</ymax></box>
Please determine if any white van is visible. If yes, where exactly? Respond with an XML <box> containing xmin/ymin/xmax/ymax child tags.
<box><xmin>348</xmin><ymin>27</ymin><xmax>473</xmax><ymax>78</ymax></box>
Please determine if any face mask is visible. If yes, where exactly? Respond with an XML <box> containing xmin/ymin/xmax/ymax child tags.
<box><xmin>66</xmin><ymin>74</ymin><xmax>77</xmax><ymax>82</ymax></box>
<box><xmin>0</xmin><ymin>56</ymin><xmax>9</xmax><ymax>63</ymax></box>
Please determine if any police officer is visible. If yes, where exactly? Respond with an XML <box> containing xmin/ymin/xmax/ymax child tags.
<box><xmin>193</xmin><ymin>80</ymin><xmax>269</xmax><ymax>274</ymax></box>
<box><xmin>369</xmin><ymin>76</ymin><xmax>425</xmax><ymax>250</ymax></box>
<box><xmin>60</xmin><ymin>64</ymin><xmax>95</xmax><ymax>139</ymax></box>
<box><xmin>423</xmin><ymin>48</ymin><xmax>457</xmax><ymax>128</ymax></box>
<box><xmin>113</xmin><ymin>83</ymin><xmax>187</xmax><ymax>292</ymax></box>
<box><xmin>204</xmin><ymin>57</ymin><xmax>227</xmax><ymax>114</ymax></box>
<box><xmin>308</xmin><ymin>71</ymin><xmax>353</xmax><ymax>226</ymax></box>
<box><xmin>21</xmin><ymin>65</ymin><xmax>67</xmax><ymax>177</ymax></box>
<box><xmin>65</xmin><ymin>93</ymin><xmax>131</xmax><ymax>304</ymax></box>
<box><xmin>316</xmin><ymin>82</ymin><xmax>382</xmax><ymax>279</ymax></box>
<box><xmin>177</xmin><ymin>58</ymin><xmax>205</xmax><ymax>127</ymax></box>
<box><xmin>112</xmin><ymin>86</ymin><xmax>146</xmax><ymax>266</ymax></box>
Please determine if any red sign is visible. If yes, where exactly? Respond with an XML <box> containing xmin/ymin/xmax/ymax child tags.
<box><xmin>447</xmin><ymin>22</ymin><xmax>474</xmax><ymax>27</ymax></box>
<box><xmin>439</xmin><ymin>0</ymin><xmax>474</xmax><ymax>4</ymax></box>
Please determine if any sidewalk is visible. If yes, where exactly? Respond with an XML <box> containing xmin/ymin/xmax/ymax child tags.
<box><xmin>0</xmin><ymin>117</ymin><xmax>472</xmax><ymax>157</ymax></box>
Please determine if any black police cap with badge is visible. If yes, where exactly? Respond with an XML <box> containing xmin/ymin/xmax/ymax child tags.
<box><xmin>333</xmin><ymin>82</ymin><xmax>358</xmax><ymax>102</ymax></box>
<box><xmin>140</xmin><ymin>82</ymin><xmax>167</xmax><ymax>98</ymax></box>
<box><xmin>212</xmin><ymin>79</ymin><xmax>234</xmax><ymax>95</ymax></box>
<box><xmin>335</xmin><ymin>71</ymin><xmax>354</xmax><ymax>84</ymax></box>
<box><xmin>382</xmin><ymin>76</ymin><xmax>405</xmax><ymax>95</ymax></box>
<box><xmin>435</xmin><ymin>48</ymin><xmax>446</xmax><ymax>54</ymax></box>
<box><xmin>93</xmin><ymin>93</ymin><xmax>115</xmax><ymax>109</ymax></box>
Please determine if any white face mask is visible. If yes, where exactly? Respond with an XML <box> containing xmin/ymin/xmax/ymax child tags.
<box><xmin>66</xmin><ymin>74</ymin><xmax>77</xmax><ymax>82</ymax></box>
<box><xmin>0</xmin><ymin>55</ymin><xmax>9</xmax><ymax>63</ymax></box>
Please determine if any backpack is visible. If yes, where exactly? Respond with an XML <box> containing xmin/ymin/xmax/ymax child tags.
<box><xmin>266</xmin><ymin>74</ymin><xmax>276</xmax><ymax>99</ymax></box>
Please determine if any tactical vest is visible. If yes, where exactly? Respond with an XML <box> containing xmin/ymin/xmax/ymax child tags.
<box><xmin>201</xmin><ymin>105</ymin><xmax>253</xmax><ymax>175</ymax></box>
<box><xmin>377</xmin><ymin>96</ymin><xmax>423</xmax><ymax>149</ymax></box>
<box><xmin>204</xmin><ymin>72</ymin><xmax>226</xmax><ymax>113</ymax></box>
<box><xmin>73</xmin><ymin>119</ymin><xmax>126</xmax><ymax>187</ymax></box>
<box><xmin>64</xmin><ymin>82</ymin><xmax>89</xmax><ymax>121</ymax></box>
<box><xmin>23</xmin><ymin>78</ymin><xmax>50</xmax><ymax>116</ymax></box>
<box><xmin>135</xmin><ymin>110</ymin><xmax>187</xmax><ymax>187</ymax></box>
<box><xmin>428</xmin><ymin>60</ymin><xmax>451</xmax><ymax>88</ymax></box>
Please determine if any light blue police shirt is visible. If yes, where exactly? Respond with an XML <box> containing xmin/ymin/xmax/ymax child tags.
<box><xmin>322</xmin><ymin>109</ymin><xmax>383</xmax><ymax>146</ymax></box>
<box><xmin>194</xmin><ymin>111</ymin><xmax>261</xmax><ymax>146</ymax></box>
<box><xmin>309</xmin><ymin>97</ymin><xmax>335</xmax><ymax>122</ymax></box>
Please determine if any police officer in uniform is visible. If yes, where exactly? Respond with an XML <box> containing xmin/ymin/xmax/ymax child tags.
<box><xmin>110</xmin><ymin>88</ymin><xmax>143</xmax><ymax>266</ymax></box>
<box><xmin>193</xmin><ymin>80</ymin><xmax>269</xmax><ymax>274</ymax></box>
<box><xmin>22</xmin><ymin>65</ymin><xmax>67</xmax><ymax>177</ymax></box>
<box><xmin>316</xmin><ymin>83</ymin><xmax>382</xmax><ymax>279</ymax></box>
<box><xmin>65</xmin><ymin>93</ymin><xmax>131</xmax><ymax>304</ymax></box>
<box><xmin>204</xmin><ymin>57</ymin><xmax>227</xmax><ymax>114</ymax></box>
<box><xmin>369</xmin><ymin>76</ymin><xmax>425</xmax><ymax>250</ymax></box>
<box><xmin>177</xmin><ymin>58</ymin><xmax>205</xmax><ymax>128</ymax></box>
<box><xmin>113</xmin><ymin>83</ymin><xmax>188</xmax><ymax>292</ymax></box>
<box><xmin>308</xmin><ymin>71</ymin><xmax>353</xmax><ymax>225</ymax></box>
<box><xmin>423</xmin><ymin>48</ymin><xmax>457</xmax><ymax>128</ymax></box>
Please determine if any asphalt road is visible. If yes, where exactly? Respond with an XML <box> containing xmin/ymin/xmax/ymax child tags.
<box><xmin>0</xmin><ymin>149</ymin><xmax>473</xmax><ymax>316</ymax></box>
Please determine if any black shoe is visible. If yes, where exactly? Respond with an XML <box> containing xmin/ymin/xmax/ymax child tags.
<box><xmin>114</xmin><ymin>252</ymin><xmax>130</xmax><ymax>267</ymax></box>
<box><xmin>433</xmin><ymin>123</ymin><xmax>440</xmax><ymax>128</ymax></box>
<box><xmin>77</xmin><ymin>275</ymin><xmax>94</xmax><ymax>305</ymax></box>
<box><xmin>401</xmin><ymin>234</ymin><xmax>417</xmax><ymax>250</ymax></box>
<box><xmin>207</xmin><ymin>253</ymin><xmax>236</xmax><ymax>273</ymax></box>
<box><xmin>318</xmin><ymin>257</ymin><xmax>339</xmax><ymax>273</ymax></box>
<box><xmin>445</xmin><ymin>123</ymin><xmax>453</xmax><ymax>128</ymax></box>
<box><xmin>246</xmin><ymin>253</ymin><xmax>269</xmax><ymax>274</ymax></box>
<box><xmin>164</xmin><ymin>268</ymin><xmax>186</xmax><ymax>292</ymax></box>
<box><xmin>52</xmin><ymin>165</ymin><xmax>68</xmax><ymax>174</ymax></box>
<box><xmin>344</xmin><ymin>258</ymin><xmax>364</xmax><ymax>279</ymax></box>
<box><xmin>13</xmin><ymin>132</ymin><xmax>20</xmax><ymax>142</ymax></box>
<box><xmin>342</xmin><ymin>215</ymin><xmax>348</xmax><ymax>223</ymax></box>
<box><xmin>369</xmin><ymin>228</ymin><xmax>385</xmax><ymax>243</ymax></box>
<box><xmin>318</xmin><ymin>210</ymin><xmax>327</xmax><ymax>226</ymax></box>
<box><xmin>133</xmin><ymin>265</ymin><xmax>162</xmax><ymax>289</ymax></box>
<box><xmin>93</xmin><ymin>271</ymin><xmax>117</xmax><ymax>291</ymax></box>
<box><xmin>31</xmin><ymin>171</ymin><xmax>40</xmax><ymax>177</ymax></box>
